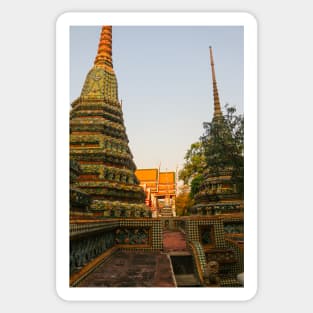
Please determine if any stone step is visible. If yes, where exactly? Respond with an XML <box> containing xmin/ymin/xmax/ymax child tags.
<box><xmin>159</xmin><ymin>207</ymin><xmax>174</xmax><ymax>217</ymax></box>
<box><xmin>175</xmin><ymin>274</ymin><xmax>201</xmax><ymax>287</ymax></box>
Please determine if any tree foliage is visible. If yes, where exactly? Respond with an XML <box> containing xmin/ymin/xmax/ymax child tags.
<box><xmin>175</xmin><ymin>185</ymin><xmax>194</xmax><ymax>216</ymax></box>
<box><xmin>201</xmin><ymin>104</ymin><xmax>244</xmax><ymax>189</ymax></box>
<box><xmin>190</xmin><ymin>174</ymin><xmax>204</xmax><ymax>199</ymax></box>
<box><xmin>179</xmin><ymin>104</ymin><xmax>244</xmax><ymax>196</ymax></box>
<box><xmin>178</xmin><ymin>141</ymin><xmax>206</xmax><ymax>185</ymax></box>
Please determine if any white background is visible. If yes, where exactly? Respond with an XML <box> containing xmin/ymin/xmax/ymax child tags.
<box><xmin>1</xmin><ymin>0</ymin><xmax>312</xmax><ymax>312</ymax></box>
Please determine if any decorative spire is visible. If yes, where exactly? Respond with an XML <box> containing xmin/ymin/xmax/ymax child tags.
<box><xmin>209</xmin><ymin>46</ymin><xmax>222</xmax><ymax>118</ymax></box>
<box><xmin>94</xmin><ymin>26</ymin><xmax>113</xmax><ymax>69</ymax></box>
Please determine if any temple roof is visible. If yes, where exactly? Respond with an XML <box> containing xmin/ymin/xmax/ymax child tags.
<box><xmin>159</xmin><ymin>172</ymin><xmax>175</xmax><ymax>184</ymax></box>
<box><xmin>135</xmin><ymin>169</ymin><xmax>158</xmax><ymax>182</ymax></box>
<box><xmin>135</xmin><ymin>169</ymin><xmax>176</xmax><ymax>195</ymax></box>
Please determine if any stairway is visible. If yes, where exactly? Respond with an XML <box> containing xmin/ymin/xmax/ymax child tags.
<box><xmin>159</xmin><ymin>206</ymin><xmax>174</xmax><ymax>217</ymax></box>
<box><xmin>162</xmin><ymin>231</ymin><xmax>201</xmax><ymax>287</ymax></box>
<box><xmin>170</xmin><ymin>254</ymin><xmax>201</xmax><ymax>287</ymax></box>
<box><xmin>174</xmin><ymin>274</ymin><xmax>200</xmax><ymax>287</ymax></box>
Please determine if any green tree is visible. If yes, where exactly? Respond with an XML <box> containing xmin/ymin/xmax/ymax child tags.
<box><xmin>179</xmin><ymin>104</ymin><xmax>244</xmax><ymax>196</ymax></box>
<box><xmin>190</xmin><ymin>175</ymin><xmax>204</xmax><ymax>199</ymax></box>
<box><xmin>175</xmin><ymin>185</ymin><xmax>194</xmax><ymax>216</ymax></box>
<box><xmin>201</xmin><ymin>105</ymin><xmax>244</xmax><ymax>194</ymax></box>
<box><xmin>178</xmin><ymin>142</ymin><xmax>206</xmax><ymax>185</ymax></box>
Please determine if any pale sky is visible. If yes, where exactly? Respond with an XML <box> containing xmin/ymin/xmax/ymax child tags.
<box><xmin>70</xmin><ymin>26</ymin><xmax>243</xmax><ymax>175</ymax></box>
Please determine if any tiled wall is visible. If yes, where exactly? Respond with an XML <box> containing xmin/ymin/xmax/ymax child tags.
<box><xmin>185</xmin><ymin>217</ymin><xmax>226</xmax><ymax>248</ymax></box>
<box><xmin>119</xmin><ymin>218</ymin><xmax>163</xmax><ymax>250</ymax></box>
<box><xmin>184</xmin><ymin>216</ymin><xmax>244</xmax><ymax>287</ymax></box>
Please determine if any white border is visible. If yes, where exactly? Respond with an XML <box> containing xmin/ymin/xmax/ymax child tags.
<box><xmin>56</xmin><ymin>12</ymin><xmax>257</xmax><ymax>301</ymax></box>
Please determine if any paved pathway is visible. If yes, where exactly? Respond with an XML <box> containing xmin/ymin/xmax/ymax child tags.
<box><xmin>77</xmin><ymin>230</ymin><xmax>188</xmax><ymax>287</ymax></box>
<box><xmin>163</xmin><ymin>230</ymin><xmax>187</xmax><ymax>252</ymax></box>
<box><xmin>78</xmin><ymin>250</ymin><xmax>175</xmax><ymax>287</ymax></box>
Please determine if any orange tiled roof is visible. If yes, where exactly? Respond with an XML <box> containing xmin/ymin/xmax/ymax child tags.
<box><xmin>135</xmin><ymin>169</ymin><xmax>158</xmax><ymax>182</ymax></box>
<box><xmin>159</xmin><ymin>172</ymin><xmax>175</xmax><ymax>184</ymax></box>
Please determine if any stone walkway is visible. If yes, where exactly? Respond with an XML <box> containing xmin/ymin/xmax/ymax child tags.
<box><xmin>77</xmin><ymin>250</ymin><xmax>175</xmax><ymax>287</ymax></box>
<box><xmin>77</xmin><ymin>230</ymin><xmax>189</xmax><ymax>287</ymax></box>
<box><xmin>163</xmin><ymin>230</ymin><xmax>187</xmax><ymax>252</ymax></box>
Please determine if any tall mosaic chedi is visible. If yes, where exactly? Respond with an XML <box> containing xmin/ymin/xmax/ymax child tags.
<box><xmin>190</xmin><ymin>46</ymin><xmax>244</xmax><ymax>215</ymax></box>
<box><xmin>70</xmin><ymin>26</ymin><xmax>149</xmax><ymax>218</ymax></box>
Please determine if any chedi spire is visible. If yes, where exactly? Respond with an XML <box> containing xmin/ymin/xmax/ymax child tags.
<box><xmin>209</xmin><ymin>46</ymin><xmax>222</xmax><ymax>118</ymax></box>
<box><xmin>80</xmin><ymin>26</ymin><xmax>117</xmax><ymax>100</ymax></box>
<box><xmin>94</xmin><ymin>26</ymin><xmax>113</xmax><ymax>68</ymax></box>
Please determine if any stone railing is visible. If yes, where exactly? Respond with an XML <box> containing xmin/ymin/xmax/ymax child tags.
<box><xmin>187</xmin><ymin>241</ymin><xmax>207</xmax><ymax>285</ymax></box>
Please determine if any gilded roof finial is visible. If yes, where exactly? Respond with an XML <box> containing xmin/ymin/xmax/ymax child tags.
<box><xmin>209</xmin><ymin>46</ymin><xmax>222</xmax><ymax>118</ymax></box>
<box><xmin>94</xmin><ymin>26</ymin><xmax>113</xmax><ymax>68</ymax></box>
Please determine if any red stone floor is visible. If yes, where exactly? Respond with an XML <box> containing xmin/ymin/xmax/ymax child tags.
<box><xmin>77</xmin><ymin>231</ymin><xmax>188</xmax><ymax>287</ymax></box>
<box><xmin>163</xmin><ymin>231</ymin><xmax>187</xmax><ymax>252</ymax></box>
<box><xmin>77</xmin><ymin>250</ymin><xmax>175</xmax><ymax>287</ymax></box>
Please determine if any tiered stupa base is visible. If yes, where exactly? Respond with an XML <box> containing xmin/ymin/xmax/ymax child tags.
<box><xmin>188</xmin><ymin>200</ymin><xmax>243</xmax><ymax>216</ymax></box>
<box><xmin>90</xmin><ymin>199</ymin><xmax>151</xmax><ymax>218</ymax></box>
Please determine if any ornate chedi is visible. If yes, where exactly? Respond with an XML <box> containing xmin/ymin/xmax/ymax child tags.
<box><xmin>190</xmin><ymin>47</ymin><xmax>244</xmax><ymax>216</ymax></box>
<box><xmin>70</xmin><ymin>26</ymin><xmax>150</xmax><ymax>218</ymax></box>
